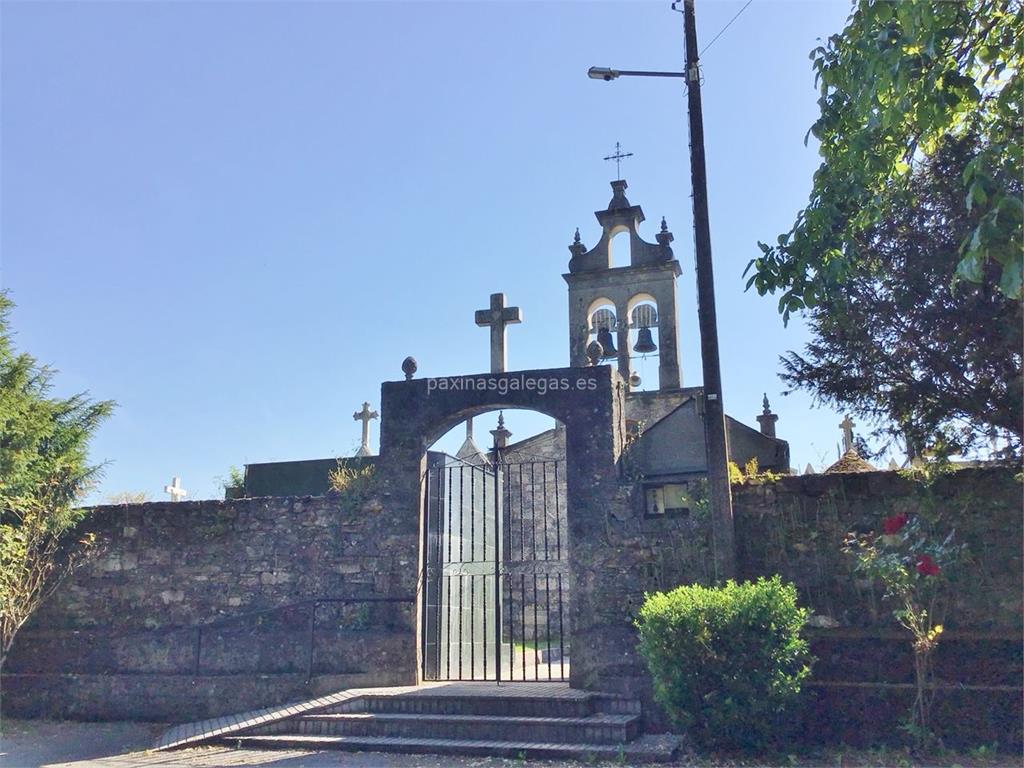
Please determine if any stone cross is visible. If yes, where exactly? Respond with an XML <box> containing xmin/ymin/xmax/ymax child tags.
<box><xmin>839</xmin><ymin>415</ymin><xmax>855</xmax><ymax>453</ymax></box>
<box><xmin>164</xmin><ymin>476</ymin><xmax>187</xmax><ymax>502</ymax></box>
<box><xmin>474</xmin><ymin>293</ymin><xmax>522</xmax><ymax>373</ymax></box>
<box><xmin>353</xmin><ymin>401</ymin><xmax>379</xmax><ymax>457</ymax></box>
<box><xmin>603</xmin><ymin>141</ymin><xmax>633</xmax><ymax>181</ymax></box>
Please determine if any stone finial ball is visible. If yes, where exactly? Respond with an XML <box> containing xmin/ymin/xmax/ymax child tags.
<box><xmin>586</xmin><ymin>341</ymin><xmax>604</xmax><ymax>366</ymax></box>
<box><xmin>401</xmin><ymin>356</ymin><xmax>418</xmax><ymax>380</ymax></box>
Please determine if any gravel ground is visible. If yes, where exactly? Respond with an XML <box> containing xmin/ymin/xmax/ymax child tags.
<box><xmin>0</xmin><ymin>720</ymin><xmax>1017</xmax><ymax>768</ymax></box>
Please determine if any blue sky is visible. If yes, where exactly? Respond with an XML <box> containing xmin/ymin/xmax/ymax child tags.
<box><xmin>2</xmin><ymin>0</ymin><xmax>872</xmax><ymax>503</ymax></box>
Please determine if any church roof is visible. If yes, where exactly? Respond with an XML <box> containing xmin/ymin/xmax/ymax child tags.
<box><xmin>824</xmin><ymin>449</ymin><xmax>876</xmax><ymax>474</ymax></box>
<box><xmin>455</xmin><ymin>435</ymin><xmax>490</xmax><ymax>465</ymax></box>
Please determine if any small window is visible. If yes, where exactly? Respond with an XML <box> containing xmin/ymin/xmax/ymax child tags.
<box><xmin>662</xmin><ymin>484</ymin><xmax>690</xmax><ymax>516</ymax></box>
<box><xmin>645</xmin><ymin>483</ymin><xmax>691</xmax><ymax>518</ymax></box>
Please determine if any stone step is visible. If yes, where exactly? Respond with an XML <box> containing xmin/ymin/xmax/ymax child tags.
<box><xmin>222</xmin><ymin>733</ymin><xmax>681</xmax><ymax>762</ymax></box>
<box><xmin>249</xmin><ymin>711</ymin><xmax>639</xmax><ymax>745</ymax></box>
<box><xmin>350</xmin><ymin>692</ymin><xmax>596</xmax><ymax>719</ymax></box>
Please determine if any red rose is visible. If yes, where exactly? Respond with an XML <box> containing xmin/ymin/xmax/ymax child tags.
<box><xmin>916</xmin><ymin>554</ymin><xmax>940</xmax><ymax>577</ymax></box>
<box><xmin>882</xmin><ymin>514</ymin><xmax>908</xmax><ymax>535</ymax></box>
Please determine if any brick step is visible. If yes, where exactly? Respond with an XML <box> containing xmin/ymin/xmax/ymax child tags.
<box><xmin>249</xmin><ymin>711</ymin><xmax>640</xmax><ymax>745</ymax></box>
<box><xmin>345</xmin><ymin>693</ymin><xmax>596</xmax><ymax>719</ymax></box>
<box><xmin>222</xmin><ymin>733</ymin><xmax>681</xmax><ymax>762</ymax></box>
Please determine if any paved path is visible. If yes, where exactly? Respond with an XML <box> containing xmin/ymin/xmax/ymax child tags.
<box><xmin>0</xmin><ymin>720</ymin><xmax>668</xmax><ymax>768</ymax></box>
<box><xmin>4</xmin><ymin>720</ymin><xmax>1006</xmax><ymax>767</ymax></box>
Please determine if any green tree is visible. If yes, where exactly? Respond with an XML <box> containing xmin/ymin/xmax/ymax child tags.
<box><xmin>0</xmin><ymin>294</ymin><xmax>114</xmax><ymax>665</ymax></box>
<box><xmin>748</xmin><ymin>0</ymin><xmax>1022</xmax><ymax>318</ymax></box>
<box><xmin>779</xmin><ymin>135</ymin><xmax>1022</xmax><ymax>457</ymax></box>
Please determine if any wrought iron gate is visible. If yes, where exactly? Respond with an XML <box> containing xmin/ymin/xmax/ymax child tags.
<box><xmin>422</xmin><ymin>456</ymin><xmax>569</xmax><ymax>682</ymax></box>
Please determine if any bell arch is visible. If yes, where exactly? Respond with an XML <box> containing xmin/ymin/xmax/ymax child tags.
<box><xmin>627</xmin><ymin>294</ymin><xmax>660</xmax><ymax>391</ymax></box>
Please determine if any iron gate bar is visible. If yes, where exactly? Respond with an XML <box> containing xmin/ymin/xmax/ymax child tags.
<box><xmin>519</xmin><ymin>464</ymin><xmax>525</xmax><ymax>561</ymax></box>
<box><xmin>520</xmin><ymin>573</ymin><xmax>526</xmax><ymax>681</ymax></box>
<box><xmin>545</xmin><ymin>573</ymin><xmax>552</xmax><ymax>680</ymax></box>
<box><xmin>447</xmin><ymin>467</ymin><xmax>453</xmax><ymax>679</ymax></box>
<box><xmin>554</xmin><ymin>461</ymin><xmax>562</xmax><ymax>560</ymax></box>
<box><xmin>435</xmin><ymin>467</ymin><xmax>443</xmax><ymax>679</ymax></box>
<box><xmin>536</xmin><ymin>577</ymin><xmax>544</xmax><ymax>679</ymax></box>
<box><xmin>542</xmin><ymin>463</ymin><xmax>549</xmax><ymax>560</ymax></box>
<box><xmin>458</xmin><ymin>574</ymin><xmax>463</xmax><ymax>680</ymax></box>
<box><xmin>470</xmin><ymin>575</ymin><xmax>475</xmax><ymax>679</ymax></box>
<box><xmin>493</xmin><ymin>457</ymin><xmax>502</xmax><ymax>684</ymax></box>
<box><xmin>561</xmin><ymin>573</ymin><xmax>569</xmax><ymax>684</ymax></box>
<box><xmin>482</xmin><ymin>469</ymin><xmax>488</xmax><ymax>679</ymax></box>
<box><xmin>531</xmin><ymin>463</ymin><xmax>537</xmax><ymax>560</ymax></box>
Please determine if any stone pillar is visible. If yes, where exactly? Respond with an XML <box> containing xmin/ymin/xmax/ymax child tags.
<box><xmin>756</xmin><ymin>394</ymin><xmax>778</xmax><ymax>438</ymax></box>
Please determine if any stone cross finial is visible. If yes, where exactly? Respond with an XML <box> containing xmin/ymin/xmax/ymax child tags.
<box><xmin>164</xmin><ymin>476</ymin><xmax>187</xmax><ymax>502</ymax></box>
<box><xmin>353</xmin><ymin>402</ymin><xmax>379</xmax><ymax>457</ymax></box>
<box><xmin>840</xmin><ymin>415</ymin><xmax>855</xmax><ymax>453</ymax></box>
<box><xmin>474</xmin><ymin>293</ymin><xmax>522</xmax><ymax>373</ymax></box>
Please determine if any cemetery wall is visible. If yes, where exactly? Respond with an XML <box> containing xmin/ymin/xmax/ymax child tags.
<box><xmin>2</xmin><ymin>493</ymin><xmax>418</xmax><ymax>721</ymax></box>
<box><xmin>570</xmin><ymin>464</ymin><xmax>1021</xmax><ymax>748</ymax></box>
<box><xmin>3</xmin><ymin>463</ymin><xmax>1020</xmax><ymax>746</ymax></box>
<box><xmin>732</xmin><ymin>466</ymin><xmax>1023</xmax><ymax>747</ymax></box>
<box><xmin>733</xmin><ymin>465</ymin><xmax>1022</xmax><ymax>629</ymax></box>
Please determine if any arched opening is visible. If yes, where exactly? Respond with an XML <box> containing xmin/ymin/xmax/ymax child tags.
<box><xmin>586</xmin><ymin>297</ymin><xmax>618</xmax><ymax>363</ymax></box>
<box><xmin>422</xmin><ymin>409</ymin><xmax>570</xmax><ymax>683</ymax></box>
<box><xmin>609</xmin><ymin>228</ymin><xmax>631</xmax><ymax>269</ymax></box>
<box><xmin>378</xmin><ymin>365</ymin><xmax>622</xmax><ymax>689</ymax></box>
<box><xmin>627</xmin><ymin>295</ymin><xmax>660</xmax><ymax>392</ymax></box>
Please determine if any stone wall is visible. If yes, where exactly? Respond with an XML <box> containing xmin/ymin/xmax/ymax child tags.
<box><xmin>622</xmin><ymin>465</ymin><xmax>1023</xmax><ymax>745</ymax></box>
<box><xmin>733</xmin><ymin>466</ymin><xmax>1023</xmax><ymax>629</ymax></box>
<box><xmin>3</xmin><ymin>493</ymin><xmax>418</xmax><ymax>720</ymax></box>
<box><xmin>3</xmin><ymin>387</ymin><xmax>1019</xmax><ymax>749</ymax></box>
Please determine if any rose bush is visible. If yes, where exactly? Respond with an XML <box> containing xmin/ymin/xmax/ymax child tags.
<box><xmin>843</xmin><ymin>509</ymin><xmax>964</xmax><ymax>747</ymax></box>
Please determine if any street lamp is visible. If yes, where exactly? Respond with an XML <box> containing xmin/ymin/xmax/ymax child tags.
<box><xmin>588</xmin><ymin>0</ymin><xmax>736</xmax><ymax>580</ymax></box>
<box><xmin>587</xmin><ymin>67</ymin><xmax>685</xmax><ymax>81</ymax></box>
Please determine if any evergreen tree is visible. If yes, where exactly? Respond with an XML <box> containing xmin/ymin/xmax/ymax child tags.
<box><xmin>0</xmin><ymin>294</ymin><xmax>114</xmax><ymax>665</ymax></box>
<box><xmin>780</xmin><ymin>135</ymin><xmax>1022</xmax><ymax>457</ymax></box>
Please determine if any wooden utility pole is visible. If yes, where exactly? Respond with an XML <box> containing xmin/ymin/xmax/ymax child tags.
<box><xmin>683</xmin><ymin>0</ymin><xmax>735</xmax><ymax>580</ymax></box>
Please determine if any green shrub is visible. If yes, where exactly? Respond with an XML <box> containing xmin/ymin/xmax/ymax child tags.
<box><xmin>635</xmin><ymin>576</ymin><xmax>812</xmax><ymax>750</ymax></box>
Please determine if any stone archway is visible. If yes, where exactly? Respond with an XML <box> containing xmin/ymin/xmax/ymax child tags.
<box><xmin>376</xmin><ymin>365</ymin><xmax>626</xmax><ymax>688</ymax></box>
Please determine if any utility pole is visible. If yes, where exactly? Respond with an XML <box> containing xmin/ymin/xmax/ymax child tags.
<box><xmin>683</xmin><ymin>0</ymin><xmax>735</xmax><ymax>580</ymax></box>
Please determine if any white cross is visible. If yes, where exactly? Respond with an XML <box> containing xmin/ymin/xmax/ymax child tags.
<box><xmin>353</xmin><ymin>401</ymin><xmax>379</xmax><ymax>457</ymax></box>
<box><xmin>474</xmin><ymin>293</ymin><xmax>522</xmax><ymax>373</ymax></box>
<box><xmin>164</xmin><ymin>476</ymin><xmax>187</xmax><ymax>502</ymax></box>
<box><xmin>839</xmin><ymin>416</ymin><xmax>855</xmax><ymax>453</ymax></box>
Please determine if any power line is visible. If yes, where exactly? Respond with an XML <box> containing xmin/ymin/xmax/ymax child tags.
<box><xmin>698</xmin><ymin>0</ymin><xmax>754</xmax><ymax>56</ymax></box>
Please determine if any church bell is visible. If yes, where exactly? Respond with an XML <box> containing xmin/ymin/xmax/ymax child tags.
<box><xmin>596</xmin><ymin>327</ymin><xmax>618</xmax><ymax>358</ymax></box>
<box><xmin>633</xmin><ymin>327</ymin><xmax>657</xmax><ymax>354</ymax></box>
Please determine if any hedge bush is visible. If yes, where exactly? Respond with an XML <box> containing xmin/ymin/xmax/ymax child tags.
<box><xmin>636</xmin><ymin>576</ymin><xmax>812</xmax><ymax>750</ymax></box>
